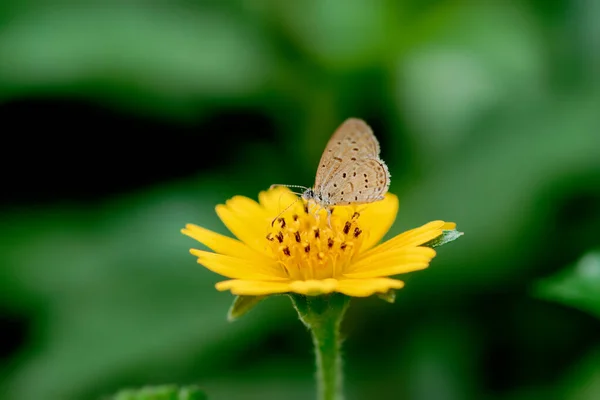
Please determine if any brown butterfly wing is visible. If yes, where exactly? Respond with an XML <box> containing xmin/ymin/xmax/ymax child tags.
<box><xmin>313</xmin><ymin>118</ymin><xmax>381</xmax><ymax>192</ymax></box>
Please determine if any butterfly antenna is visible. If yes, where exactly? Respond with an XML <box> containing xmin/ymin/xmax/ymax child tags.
<box><xmin>271</xmin><ymin>198</ymin><xmax>301</xmax><ymax>227</ymax></box>
<box><xmin>270</xmin><ymin>184</ymin><xmax>309</xmax><ymax>191</ymax></box>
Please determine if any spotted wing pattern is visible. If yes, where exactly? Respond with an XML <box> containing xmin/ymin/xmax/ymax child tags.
<box><xmin>313</xmin><ymin>118</ymin><xmax>390</xmax><ymax>206</ymax></box>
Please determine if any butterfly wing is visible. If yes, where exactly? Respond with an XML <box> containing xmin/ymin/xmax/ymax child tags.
<box><xmin>313</xmin><ymin>118</ymin><xmax>381</xmax><ymax>191</ymax></box>
<box><xmin>320</xmin><ymin>157</ymin><xmax>390</xmax><ymax>205</ymax></box>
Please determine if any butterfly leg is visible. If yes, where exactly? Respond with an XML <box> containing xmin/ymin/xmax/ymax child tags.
<box><xmin>308</xmin><ymin>201</ymin><xmax>318</xmax><ymax>217</ymax></box>
<box><xmin>306</xmin><ymin>201</ymin><xmax>320</xmax><ymax>222</ymax></box>
<box><xmin>312</xmin><ymin>203</ymin><xmax>330</xmax><ymax>227</ymax></box>
<box><xmin>314</xmin><ymin>204</ymin><xmax>322</xmax><ymax>224</ymax></box>
<box><xmin>326</xmin><ymin>207</ymin><xmax>333</xmax><ymax>228</ymax></box>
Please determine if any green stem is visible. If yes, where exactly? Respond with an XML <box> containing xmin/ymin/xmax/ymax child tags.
<box><xmin>289</xmin><ymin>293</ymin><xmax>350</xmax><ymax>400</ymax></box>
<box><xmin>311</xmin><ymin>311</ymin><xmax>343</xmax><ymax>400</ymax></box>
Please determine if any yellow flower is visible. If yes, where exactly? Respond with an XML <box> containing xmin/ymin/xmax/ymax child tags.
<box><xmin>181</xmin><ymin>187</ymin><xmax>456</xmax><ymax>297</ymax></box>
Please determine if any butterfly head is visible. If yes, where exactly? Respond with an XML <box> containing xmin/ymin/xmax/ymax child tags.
<box><xmin>302</xmin><ymin>187</ymin><xmax>317</xmax><ymax>202</ymax></box>
<box><xmin>302</xmin><ymin>187</ymin><xmax>330</xmax><ymax>206</ymax></box>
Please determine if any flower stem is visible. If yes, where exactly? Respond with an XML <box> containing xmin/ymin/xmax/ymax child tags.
<box><xmin>311</xmin><ymin>311</ymin><xmax>344</xmax><ymax>400</ymax></box>
<box><xmin>290</xmin><ymin>293</ymin><xmax>351</xmax><ymax>400</ymax></box>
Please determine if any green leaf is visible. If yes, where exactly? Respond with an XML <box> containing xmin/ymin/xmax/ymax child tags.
<box><xmin>376</xmin><ymin>290</ymin><xmax>396</xmax><ymax>304</ymax></box>
<box><xmin>228</xmin><ymin>295</ymin><xmax>266</xmax><ymax>322</ymax></box>
<box><xmin>274</xmin><ymin>0</ymin><xmax>389</xmax><ymax>68</ymax></box>
<box><xmin>111</xmin><ymin>384</ymin><xmax>207</xmax><ymax>400</ymax></box>
<box><xmin>534</xmin><ymin>251</ymin><xmax>600</xmax><ymax>319</ymax></box>
<box><xmin>422</xmin><ymin>229</ymin><xmax>464</xmax><ymax>249</ymax></box>
<box><xmin>0</xmin><ymin>4</ymin><xmax>270</xmax><ymax>115</ymax></box>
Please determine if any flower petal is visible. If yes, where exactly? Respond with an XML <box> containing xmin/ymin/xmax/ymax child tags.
<box><xmin>360</xmin><ymin>220</ymin><xmax>447</xmax><ymax>259</ymax></box>
<box><xmin>225</xmin><ymin>195</ymin><xmax>268</xmax><ymax>219</ymax></box>
<box><xmin>345</xmin><ymin>247</ymin><xmax>436</xmax><ymax>275</ymax></box>
<box><xmin>181</xmin><ymin>224</ymin><xmax>270</xmax><ymax>263</ymax></box>
<box><xmin>343</xmin><ymin>262</ymin><xmax>431</xmax><ymax>278</ymax></box>
<box><xmin>215</xmin><ymin>197</ymin><xmax>269</xmax><ymax>253</ymax></box>
<box><xmin>216</xmin><ymin>279</ymin><xmax>291</xmax><ymax>295</ymax></box>
<box><xmin>288</xmin><ymin>279</ymin><xmax>339</xmax><ymax>295</ymax></box>
<box><xmin>190</xmin><ymin>249</ymin><xmax>288</xmax><ymax>280</ymax></box>
<box><xmin>216</xmin><ymin>277</ymin><xmax>405</xmax><ymax>297</ymax></box>
<box><xmin>336</xmin><ymin>278</ymin><xmax>405</xmax><ymax>297</ymax></box>
<box><xmin>357</xmin><ymin>193</ymin><xmax>399</xmax><ymax>252</ymax></box>
<box><xmin>258</xmin><ymin>187</ymin><xmax>303</xmax><ymax>214</ymax></box>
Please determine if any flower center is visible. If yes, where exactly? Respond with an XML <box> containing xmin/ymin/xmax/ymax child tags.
<box><xmin>264</xmin><ymin>203</ymin><xmax>365</xmax><ymax>281</ymax></box>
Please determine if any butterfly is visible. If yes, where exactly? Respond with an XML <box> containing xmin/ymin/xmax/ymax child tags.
<box><xmin>271</xmin><ymin>118</ymin><xmax>390</xmax><ymax>225</ymax></box>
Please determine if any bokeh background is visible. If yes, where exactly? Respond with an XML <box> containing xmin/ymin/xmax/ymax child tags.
<box><xmin>1</xmin><ymin>1</ymin><xmax>599</xmax><ymax>399</ymax></box>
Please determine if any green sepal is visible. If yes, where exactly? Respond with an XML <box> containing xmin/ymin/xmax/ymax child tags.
<box><xmin>422</xmin><ymin>229</ymin><xmax>463</xmax><ymax>249</ymax></box>
<box><xmin>111</xmin><ymin>384</ymin><xmax>207</xmax><ymax>400</ymax></box>
<box><xmin>376</xmin><ymin>289</ymin><xmax>396</xmax><ymax>303</ymax></box>
<box><xmin>227</xmin><ymin>295</ymin><xmax>266</xmax><ymax>321</ymax></box>
<box><xmin>287</xmin><ymin>293</ymin><xmax>351</xmax><ymax>328</ymax></box>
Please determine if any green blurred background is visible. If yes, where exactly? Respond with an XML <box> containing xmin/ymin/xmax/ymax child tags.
<box><xmin>1</xmin><ymin>1</ymin><xmax>599</xmax><ymax>399</ymax></box>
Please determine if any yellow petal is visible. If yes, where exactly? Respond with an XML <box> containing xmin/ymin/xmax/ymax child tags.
<box><xmin>190</xmin><ymin>249</ymin><xmax>288</xmax><ymax>280</ymax></box>
<box><xmin>215</xmin><ymin>279</ymin><xmax>292</xmax><ymax>295</ymax></box>
<box><xmin>288</xmin><ymin>279</ymin><xmax>339</xmax><ymax>295</ymax></box>
<box><xmin>215</xmin><ymin>200</ymin><xmax>268</xmax><ymax>253</ymax></box>
<box><xmin>357</xmin><ymin>193</ymin><xmax>399</xmax><ymax>252</ymax></box>
<box><xmin>343</xmin><ymin>262</ymin><xmax>430</xmax><ymax>278</ymax></box>
<box><xmin>346</xmin><ymin>247</ymin><xmax>436</xmax><ymax>274</ymax></box>
<box><xmin>360</xmin><ymin>220</ymin><xmax>445</xmax><ymax>259</ymax></box>
<box><xmin>225</xmin><ymin>195</ymin><xmax>267</xmax><ymax>217</ymax></box>
<box><xmin>217</xmin><ymin>277</ymin><xmax>405</xmax><ymax>297</ymax></box>
<box><xmin>336</xmin><ymin>278</ymin><xmax>405</xmax><ymax>297</ymax></box>
<box><xmin>181</xmin><ymin>224</ymin><xmax>269</xmax><ymax>263</ymax></box>
<box><xmin>258</xmin><ymin>187</ymin><xmax>303</xmax><ymax>214</ymax></box>
<box><xmin>442</xmin><ymin>222</ymin><xmax>456</xmax><ymax>230</ymax></box>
